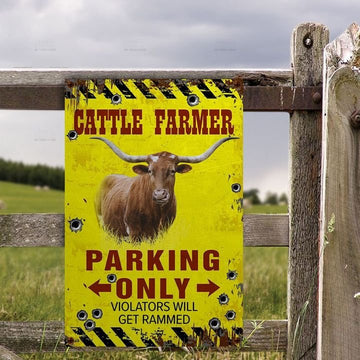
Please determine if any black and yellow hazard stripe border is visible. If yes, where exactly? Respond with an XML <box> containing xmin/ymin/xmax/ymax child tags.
<box><xmin>66</xmin><ymin>325</ymin><xmax>243</xmax><ymax>348</ymax></box>
<box><xmin>65</xmin><ymin>78</ymin><xmax>243</xmax><ymax>102</ymax></box>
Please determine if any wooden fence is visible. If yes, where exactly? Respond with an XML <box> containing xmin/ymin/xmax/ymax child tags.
<box><xmin>0</xmin><ymin>22</ymin><xmax>359</xmax><ymax>359</ymax></box>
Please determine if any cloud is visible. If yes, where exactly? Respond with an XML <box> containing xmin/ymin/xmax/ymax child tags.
<box><xmin>1</xmin><ymin>0</ymin><xmax>358</xmax><ymax>68</ymax></box>
<box><xmin>0</xmin><ymin>0</ymin><xmax>359</xmax><ymax>194</ymax></box>
<box><xmin>244</xmin><ymin>112</ymin><xmax>289</xmax><ymax>195</ymax></box>
<box><xmin>246</xmin><ymin>166</ymin><xmax>289</xmax><ymax>200</ymax></box>
<box><xmin>0</xmin><ymin>110</ymin><xmax>64</xmax><ymax>167</ymax></box>
<box><xmin>0</xmin><ymin>2</ymin><xmax>357</xmax><ymax>68</ymax></box>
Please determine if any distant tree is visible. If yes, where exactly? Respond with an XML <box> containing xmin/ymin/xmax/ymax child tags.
<box><xmin>264</xmin><ymin>192</ymin><xmax>278</xmax><ymax>205</ymax></box>
<box><xmin>0</xmin><ymin>158</ymin><xmax>64</xmax><ymax>190</ymax></box>
<box><xmin>243</xmin><ymin>188</ymin><xmax>261</xmax><ymax>205</ymax></box>
<box><xmin>279</xmin><ymin>192</ymin><xmax>288</xmax><ymax>205</ymax></box>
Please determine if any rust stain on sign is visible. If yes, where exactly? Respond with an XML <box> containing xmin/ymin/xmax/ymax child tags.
<box><xmin>225</xmin><ymin>76</ymin><xmax>244</xmax><ymax>96</ymax></box>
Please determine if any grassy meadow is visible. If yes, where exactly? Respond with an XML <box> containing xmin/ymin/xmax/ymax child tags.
<box><xmin>0</xmin><ymin>181</ymin><xmax>288</xmax><ymax>359</ymax></box>
<box><xmin>0</xmin><ymin>181</ymin><xmax>64</xmax><ymax>214</ymax></box>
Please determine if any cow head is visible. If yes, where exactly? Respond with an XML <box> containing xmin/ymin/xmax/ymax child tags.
<box><xmin>91</xmin><ymin>136</ymin><xmax>239</xmax><ymax>206</ymax></box>
<box><xmin>131</xmin><ymin>153</ymin><xmax>192</xmax><ymax>205</ymax></box>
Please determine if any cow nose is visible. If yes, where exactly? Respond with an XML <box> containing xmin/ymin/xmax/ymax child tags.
<box><xmin>153</xmin><ymin>189</ymin><xmax>169</xmax><ymax>202</ymax></box>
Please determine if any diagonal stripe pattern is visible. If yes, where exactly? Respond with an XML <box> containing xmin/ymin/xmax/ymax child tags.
<box><xmin>111</xmin><ymin>327</ymin><xmax>136</xmax><ymax>347</ymax></box>
<box><xmin>68</xmin><ymin>79</ymin><xmax>239</xmax><ymax>101</ymax></box>
<box><xmin>93</xmin><ymin>327</ymin><xmax>116</xmax><ymax>347</ymax></box>
<box><xmin>71</xmin><ymin>327</ymin><xmax>96</xmax><ymax>347</ymax></box>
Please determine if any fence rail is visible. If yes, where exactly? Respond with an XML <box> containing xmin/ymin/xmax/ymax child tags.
<box><xmin>0</xmin><ymin>69</ymin><xmax>321</xmax><ymax>111</ymax></box>
<box><xmin>0</xmin><ymin>69</ymin><xmax>292</xmax><ymax>85</ymax></box>
<box><xmin>0</xmin><ymin>320</ymin><xmax>287</xmax><ymax>353</ymax></box>
<box><xmin>0</xmin><ymin>213</ymin><xmax>289</xmax><ymax>248</ymax></box>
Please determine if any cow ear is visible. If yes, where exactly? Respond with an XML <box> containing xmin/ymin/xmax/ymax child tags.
<box><xmin>176</xmin><ymin>164</ymin><xmax>192</xmax><ymax>173</ymax></box>
<box><xmin>133</xmin><ymin>165</ymin><xmax>149</xmax><ymax>175</ymax></box>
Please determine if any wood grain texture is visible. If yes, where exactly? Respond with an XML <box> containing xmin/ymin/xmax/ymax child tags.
<box><xmin>0</xmin><ymin>214</ymin><xmax>63</xmax><ymax>247</ymax></box>
<box><xmin>0</xmin><ymin>213</ymin><xmax>288</xmax><ymax>247</ymax></box>
<box><xmin>0</xmin><ymin>85</ymin><xmax>321</xmax><ymax>111</ymax></box>
<box><xmin>318</xmin><ymin>23</ymin><xmax>360</xmax><ymax>360</ymax></box>
<box><xmin>288</xmin><ymin>23</ymin><xmax>329</xmax><ymax>360</ymax></box>
<box><xmin>0</xmin><ymin>320</ymin><xmax>287</xmax><ymax>353</ymax></box>
<box><xmin>0</xmin><ymin>69</ymin><xmax>292</xmax><ymax>86</ymax></box>
<box><xmin>0</xmin><ymin>345</ymin><xmax>22</xmax><ymax>360</ymax></box>
<box><xmin>0</xmin><ymin>69</ymin><xmax>294</xmax><ymax>111</ymax></box>
<box><xmin>243</xmin><ymin>214</ymin><xmax>288</xmax><ymax>247</ymax></box>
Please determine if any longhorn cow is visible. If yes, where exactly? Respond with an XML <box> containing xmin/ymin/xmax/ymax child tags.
<box><xmin>92</xmin><ymin>136</ymin><xmax>238</xmax><ymax>242</ymax></box>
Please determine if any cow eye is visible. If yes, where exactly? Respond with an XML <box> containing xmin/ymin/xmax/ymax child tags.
<box><xmin>148</xmin><ymin>170</ymin><xmax>152</xmax><ymax>174</ymax></box>
<box><xmin>170</xmin><ymin>170</ymin><xmax>175</xmax><ymax>175</ymax></box>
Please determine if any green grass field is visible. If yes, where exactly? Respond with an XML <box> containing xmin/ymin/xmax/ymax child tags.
<box><xmin>0</xmin><ymin>181</ymin><xmax>64</xmax><ymax>214</ymax></box>
<box><xmin>0</xmin><ymin>181</ymin><xmax>287</xmax><ymax>359</ymax></box>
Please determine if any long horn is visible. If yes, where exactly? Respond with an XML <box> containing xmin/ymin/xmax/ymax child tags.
<box><xmin>91</xmin><ymin>137</ymin><xmax>147</xmax><ymax>163</ymax></box>
<box><xmin>177</xmin><ymin>137</ymin><xmax>239</xmax><ymax>163</ymax></box>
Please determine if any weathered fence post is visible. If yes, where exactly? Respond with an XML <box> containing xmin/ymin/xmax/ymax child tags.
<box><xmin>0</xmin><ymin>345</ymin><xmax>22</xmax><ymax>360</ymax></box>
<box><xmin>318</xmin><ymin>23</ymin><xmax>360</xmax><ymax>359</ymax></box>
<box><xmin>288</xmin><ymin>23</ymin><xmax>329</xmax><ymax>360</ymax></box>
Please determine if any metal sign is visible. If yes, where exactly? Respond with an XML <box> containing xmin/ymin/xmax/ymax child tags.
<box><xmin>64</xmin><ymin>79</ymin><xmax>243</xmax><ymax>348</ymax></box>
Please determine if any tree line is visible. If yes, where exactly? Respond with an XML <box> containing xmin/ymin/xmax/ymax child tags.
<box><xmin>0</xmin><ymin>158</ymin><xmax>64</xmax><ymax>190</ymax></box>
<box><xmin>0</xmin><ymin>158</ymin><xmax>288</xmax><ymax>199</ymax></box>
<box><xmin>244</xmin><ymin>188</ymin><xmax>288</xmax><ymax>206</ymax></box>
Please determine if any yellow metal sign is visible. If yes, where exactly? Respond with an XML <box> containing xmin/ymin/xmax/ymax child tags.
<box><xmin>64</xmin><ymin>79</ymin><xmax>243</xmax><ymax>348</ymax></box>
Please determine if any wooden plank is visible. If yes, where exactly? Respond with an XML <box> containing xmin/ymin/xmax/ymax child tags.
<box><xmin>244</xmin><ymin>214</ymin><xmax>288</xmax><ymax>247</ymax></box>
<box><xmin>0</xmin><ymin>345</ymin><xmax>22</xmax><ymax>360</ymax></box>
<box><xmin>0</xmin><ymin>69</ymin><xmax>292</xmax><ymax>86</ymax></box>
<box><xmin>0</xmin><ymin>86</ymin><xmax>63</xmax><ymax>110</ymax></box>
<box><xmin>288</xmin><ymin>23</ymin><xmax>329</xmax><ymax>360</ymax></box>
<box><xmin>0</xmin><ymin>85</ymin><xmax>321</xmax><ymax>111</ymax></box>
<box><xmin>0</xmin><ymin>320</ymin><xmax>287</xmax><ymax>353</ymax></box>
<box><xmin>243</xmin><ymin>86</ymin><xmax>322</xmax><ymax>112</ymax></box>
<box><xmin>0</xmin><ymin>213</ymin><xmax>289</xmax><ymax>248</ymax></box>
<box><xmin>318</xmin><ymin>23</ymin><xmax>360</xmax><ymax>360</ymax></box>
<box><xmin>0</xmin><ymin>214</ymin><xmax>63</xmax><ymax>247</ymax></box>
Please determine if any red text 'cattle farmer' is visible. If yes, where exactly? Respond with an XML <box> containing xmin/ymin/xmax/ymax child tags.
<box><xmin>73</xmin><ymin>109</ymin><xmax>235</xmax><ymax>135</ymax></box>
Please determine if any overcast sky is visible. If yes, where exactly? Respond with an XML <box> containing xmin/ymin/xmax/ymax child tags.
<box><xmin>0</xmin><ymin>0</ymin><xmax>358</xmax><ymax>197</ymax></box>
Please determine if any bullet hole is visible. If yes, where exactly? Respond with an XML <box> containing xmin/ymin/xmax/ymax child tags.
<box><xmin>231</xmin><ymin>183</ymin><xmax>241</xmax><ymax>193</ymax></box>
<box><xmin>69</xmin><ymin>218</ymin><xmax>83</xmax><ymax>232</ymax></box>
<box><xmin>92</xmin><ymin>309</ymin><xmax>103</xmax><ymax>319</ymax></box>
<box><xmin>218</xmin><ymin>293</ymin><xmax>229</xmax><ymax>305</ymax></box>
<box><xmin>111</xmin><ymin>94</ymin><xmax>122</xmax><ymax>104</ymax></box>
<box><xmin>209</xmin><ymin>317</ymin><xmax>221</xmax><ymax>330</ymax></box>
<box><xmin>227</xmin><ymin>270</ymin><xmax>237</xmax><ymax>280</ymax></box>
<box><xmin>225</xmin><ymin>310</ymin><xmax>236</xmax><ymax>320</ymax></box>
<box><xmin>67</xmin><ymin>130</ymin><xmax>78</xmax><ymax>140</ymax></box>
<box><xmin>77</xmin><ymin>310</ymin><xmax>88</xmax><ymax>321</ymax></box>
<box><xmin>107</xmin><ymin>274</ymin><xmax>117</xmax><ymax>283</ymax></box>
<box><xmin>187</xmin><ymin>94</ymin><xmax>199</xmax><ymax>106</ymax></box>
<box><xmin>84</xmin><ymin>319</ymin><xmax>96</xmax><ymax>331</ymax></box>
